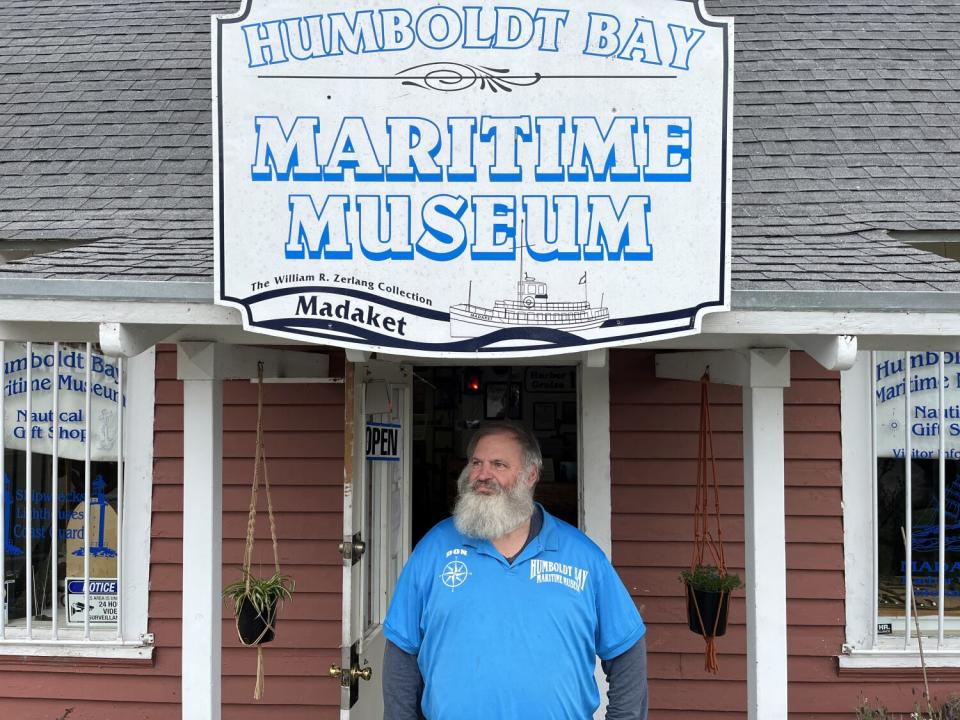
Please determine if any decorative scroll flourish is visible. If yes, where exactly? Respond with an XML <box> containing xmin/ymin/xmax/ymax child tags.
<box><xmin>396</xmin><ymin>63</ymin><xmax>541</xmax><ymax>93</ymax></box>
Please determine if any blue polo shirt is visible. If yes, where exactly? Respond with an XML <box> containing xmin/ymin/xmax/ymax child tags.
<box><xmin>383</xmin><ymin>506</ymin><xmax>645</xmax><ymax>720</ymax></box>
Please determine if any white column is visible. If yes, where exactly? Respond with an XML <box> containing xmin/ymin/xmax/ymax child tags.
<box><xmin>580</xmin><ymin>354</ymin><xmax>611</xmax><ymax>720</ymax></box>
<box><xmin>742</xmin><ymin>349</ymin><xmax>790</xmax><ymax>720</ymax></box>
<box><xmin>179</xmin><ymin>347</ymin><xmax>223</xmax><ymax>720</ymax></box>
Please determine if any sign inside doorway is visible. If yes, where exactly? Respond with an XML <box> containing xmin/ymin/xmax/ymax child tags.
<box><xmin>366</xmin><ymin>422</ymin><xmax>401</xmax><ymax>461</ymax></box>
<box><xmin>214</xmin><ymin>1</ymin><xmax>732</xmax><ymax>357</ymax></box>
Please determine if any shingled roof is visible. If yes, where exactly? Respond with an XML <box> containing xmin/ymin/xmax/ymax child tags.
<box><xmin>0</xmin><ymin>0</ymin><xmax>959</xmax><ymax>299</ymax></box>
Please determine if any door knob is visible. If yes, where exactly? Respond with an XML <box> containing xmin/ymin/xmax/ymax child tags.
<box><xmin>329</xmin><ymin>663</ymin><xmax>373</xmax><ymax>683</ymax></box>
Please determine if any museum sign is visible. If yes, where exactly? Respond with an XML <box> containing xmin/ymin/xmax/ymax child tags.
<box><xmin>214</xmin><ymin>0</ymin><xmax>732</xmax><ymax>357</ymax></box>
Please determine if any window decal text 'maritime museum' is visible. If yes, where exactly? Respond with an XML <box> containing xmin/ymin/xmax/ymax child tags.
<box><xmin>214</xmin><ymin>0</ymin><xmax>732</xmax><ymax>357</ymax></box>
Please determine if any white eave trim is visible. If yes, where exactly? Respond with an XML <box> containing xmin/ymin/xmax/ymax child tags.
<box><xmin>734</xmin><ymin>289</ymin><xmax>960</xmax><ymax>313</ymax></box>
<box><xmin>3</xmin><ymin>303</ymin><xmax>960</xmax><ymax>337</ymax></box>
<box><xmin>839</xmin><ymin>646</ymin><xmax>960</xmax><ymax>669</ymax></box>
<box><xmin>0</xmin><ymin>278</ymin><xmax>213</xmax><ymax>302</ymax></box>
<box><xmin>0</xmin><ymin>637</ymin><xmax>155</xmax><ymax>660</ymax></box>
<box><xmin>4</xmin><ymin>281</ymin><xmax>960</xmax><ymax>313</ymax></box>
<box><xmin>2</xmin><ymin>283</ymin><xmax>960</xmax><ymax>338</ymax></box>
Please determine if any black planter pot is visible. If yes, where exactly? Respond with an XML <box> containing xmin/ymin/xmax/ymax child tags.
<box><xmin>236</xmin><ymin>597</ymin><xmax>278</xmax><ymax>646</ymax></box>
<box><xmin>685</xmin><ymin>586</ymin><xmax>730</xmax><ymax>637</ymax></box>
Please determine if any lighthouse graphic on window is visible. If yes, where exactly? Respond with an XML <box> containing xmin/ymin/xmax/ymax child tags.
<box><xmin>72</xmin><ymin>475</ymin><xmax>117</xmax><ymax>558</ymax></box>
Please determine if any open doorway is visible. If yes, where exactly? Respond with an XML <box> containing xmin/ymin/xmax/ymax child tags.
<box><xmin>410</xmin><ymin>365</ymin><xmax>579</xmax><ymax>546</ymax></box>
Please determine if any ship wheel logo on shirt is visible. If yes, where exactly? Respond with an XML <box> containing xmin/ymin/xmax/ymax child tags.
<box><xmin>440</xmin><ymin>560</ymin><xmax>470</xmax><ymax>590</ymax></box>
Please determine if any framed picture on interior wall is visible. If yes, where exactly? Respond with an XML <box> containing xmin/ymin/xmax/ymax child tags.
<box><xmin>506</xmin><ymin>382</ymin><xmax>522</xmax><ymax>419</ymax></box>
<box><xmin>485</xmin><ymin>382</ymin><xmax>508</xmax><ymax>419</ymax></box>
<box><xmin>534</xmin><ymin>402</ymin><xmax>556</xmax><ymax>431</ymax></box>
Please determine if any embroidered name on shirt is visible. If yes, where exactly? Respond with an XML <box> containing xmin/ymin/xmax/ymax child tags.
<box><xmin>530</xmin><ymin>559</ymin><xmax>589</xmax><ymax>592</ymax></box>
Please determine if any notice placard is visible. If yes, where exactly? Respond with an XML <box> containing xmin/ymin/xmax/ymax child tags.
<box><xmin>65</xmin><ymin>577</ymin><xmax>118</xmax><ymax>625</ymax></box>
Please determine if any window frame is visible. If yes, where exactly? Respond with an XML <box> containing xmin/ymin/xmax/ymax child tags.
<box><xmin>0</xmin><ymin>346</ymin><xmax>155</xmax><ymax>659</ymax></box>
<box><xmin>840</xmin><ymin>351</ymin><xmax>960</xmax><ymax>668</ymax></box>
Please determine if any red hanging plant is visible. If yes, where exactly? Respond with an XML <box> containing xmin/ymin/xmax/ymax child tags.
<box><xmin>680</xmin><ymin>373</ymin><xmax>742</xmax><ymax>673</ymax></box>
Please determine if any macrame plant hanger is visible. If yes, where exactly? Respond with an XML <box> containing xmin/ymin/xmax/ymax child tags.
<box><xmin>689</xmin><ymin>371</ymin><xmax>729</xmax><ymax>674</ymax></box>
<box><xmin>241</xmin><ymin>361</ymin><xmax>281</xmax><ymax>699</ymax></box>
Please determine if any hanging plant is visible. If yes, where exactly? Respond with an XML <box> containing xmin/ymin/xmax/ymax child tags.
<box><xmin>682</xmin><ymin>372</ymin><xmax>741</xmax><ymax>673</ymax></box>
<box><xmin>223</xmin><ymin>569</ymin><xmax>294</xmax><ymax>646</ymax></box>
<box><xmin>680</xmin><ymin>565</ymin><xmax>741</xmax><ymax>637</ymax></box>
<box><xmin>221</xmin><ymin>361</ymin><xmax>292</xmax><ymax>699</ymax></box>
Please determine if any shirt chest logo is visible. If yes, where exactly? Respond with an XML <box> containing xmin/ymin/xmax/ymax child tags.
<box><xmin>439</xmin><ymin>548</ymin><xmax>470</xmax><ymax>590</ymax></box>
<box><xmin>530</xmin><ymin>559</ymin><xmax>589</xmax><ymax>593</ymax></box>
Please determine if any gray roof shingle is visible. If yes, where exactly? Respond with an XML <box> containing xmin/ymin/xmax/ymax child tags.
<box><xmin>0</xmin><ymin>0</ymin><xmax>959</xmax><ymax>299</ymax></box>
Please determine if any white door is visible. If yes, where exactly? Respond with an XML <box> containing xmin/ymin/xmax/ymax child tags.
<box><xmin>336</xmin><ymin>361</ymin><xmax>412</xmax><ymax>719</ymax></box>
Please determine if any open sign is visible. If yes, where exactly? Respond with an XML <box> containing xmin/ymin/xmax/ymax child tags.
<box><xmin>366</xmin><ymin>423</ymin><xmax>401</xmax><ymax>461</ymax></box>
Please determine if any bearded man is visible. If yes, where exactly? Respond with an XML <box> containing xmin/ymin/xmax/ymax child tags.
<box><xmin>383</xmin><ymin>421</ymin><xmax>648</xmax><ymax>720</ymax></box>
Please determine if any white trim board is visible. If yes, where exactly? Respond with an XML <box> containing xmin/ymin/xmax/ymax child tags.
<box><xmin>580</xmin><ymin>362</ymin><xmax>611</xmax><ymax>555</ymax></box>
<box><xmin>5</xmin><ymin>300</ymin><xmax>960</xmax><ymax>342</ymax></box>
<box><xmin>840</xmin><ymin>648</ymin><xmax>960</xmax><ymax>669</ymax></box>
<box><xmin>579</xmin><ymin>361</ymin><xmax>612</xmax><ymax>720</ymax></box>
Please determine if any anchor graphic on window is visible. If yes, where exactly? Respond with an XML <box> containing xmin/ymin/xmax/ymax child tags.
<box><xmin>3</xmin><ymin>474</ymin><xmax>23</xmax><ymax>556</ymax></box>
<box><xmin>72</xmin><ymin>475</ymin><xmax>117</xmax><ymax>558</ymax></box>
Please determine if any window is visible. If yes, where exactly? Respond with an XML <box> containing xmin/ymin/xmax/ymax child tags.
<box><xmin>0</xmin><ymin>342</ymin><xmax>153</xmax><ymax>658</ymax></box>
<box><xmin>841</xmin><ymin>351</ymin><xmax>960</xmax><ymax>667</ymax></box>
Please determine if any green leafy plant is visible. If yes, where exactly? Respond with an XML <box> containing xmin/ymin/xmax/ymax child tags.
<box><xmin>222</xmin><ymin>569</ymin><xmax>295</xmax><ymax>616</ymax></box>
<box><xmin>856</xmin><ymin>695</ymin><xmax>960</xmax><ymax>719</ymax></box>
<box><xmin>679</xmin><ymin>564</ymin><xmax>742</xmax><ymax>593</ymax></box>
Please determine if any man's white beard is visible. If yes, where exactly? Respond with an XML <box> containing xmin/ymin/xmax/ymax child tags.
<box><xmin>452</xmin><ymin>466</ymin><xmax>535</xmax><ymax>540</ymax></box>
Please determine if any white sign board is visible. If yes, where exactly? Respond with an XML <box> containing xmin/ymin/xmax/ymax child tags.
<box><xmin>214</xmin><ymin>0</ymin><xmax>733</xmax><ymax>357</ymax></box>
<box><xmin>875</xmin><ymin>351</ymin><xmax>960</xmax><ymax>459</ymax></box>
<box><xmin>366</xmin><ymin>422</ymin><xmax>401</xmax><ymax>461</ymax></box>
<box><xmin>65</xmin><ymin>577</ymin><xmax>119</xmax><ymax>625</ymax></box>
<box><xmin>2</xmin><ymin>344</ymin><xmax>123</xmax><ymax>461</ymax></box>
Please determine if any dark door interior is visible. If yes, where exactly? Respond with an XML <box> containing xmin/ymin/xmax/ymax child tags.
<box><xmin>411</xmin><ymin>365</ymin><xmax>578</xmax><ymax>546</ymax></box>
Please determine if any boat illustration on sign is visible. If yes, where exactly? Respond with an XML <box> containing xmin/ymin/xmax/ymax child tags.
<box><xmin>449</xmin><ymin>274</ymin><xmax>609</xmax><ymax>338</ymax></box>
<box><xmin>448</xmin><ymin>221</ymin><xmax>610</xmax><ymax>339</ymax></box>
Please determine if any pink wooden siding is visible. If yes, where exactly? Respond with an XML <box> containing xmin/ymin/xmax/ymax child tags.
<box><xmin>217</xmin><ymin>353</ymin><xmax>345</xmax><ymax>719</ymax></box>
<box><xmin>610</xmin><ymin>349</ymin><xmax>959</xmax><ymax>718</ymax></box>
<box><xmin>0</xmin><ymin>346</ymin><xmax>345</xmax><ymax>719</ymax></box>
<box><xmin>160</xmin><ymin>345</ymin><xmax>347</xmax><ymax>718</ymax></box>
<box><xmin>7</xmin><ymin>345</ymin><xmax>957</xmax><ymax>719</ymax></box>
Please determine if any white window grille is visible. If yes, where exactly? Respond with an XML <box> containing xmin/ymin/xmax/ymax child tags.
<box><xmin>841</xmin><ymin>351</ymin><xmax>960</xmax><ymax>668</ymax></box>
<box><xmin>0</xmin><ymin>341</ymin><xmax>153</xmax><ymax>657</ymax></box>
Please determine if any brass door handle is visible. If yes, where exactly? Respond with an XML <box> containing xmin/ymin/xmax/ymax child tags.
<box><xmin>329</xmin><ymin>663</ymin><xmax>373</xmax><ymax>683</ymax></box>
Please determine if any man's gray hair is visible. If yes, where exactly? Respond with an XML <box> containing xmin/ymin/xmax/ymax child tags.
<box><xmin>466</xmin><ymin>421</ymin><xmax>543</xmax><ymax>474</ymax></box>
